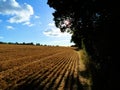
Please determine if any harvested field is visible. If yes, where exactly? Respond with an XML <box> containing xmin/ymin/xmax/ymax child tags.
<box><xmin>0</xmin><ymin>44</ymin><xmax>91</xmax><ymax>90</ymax></box>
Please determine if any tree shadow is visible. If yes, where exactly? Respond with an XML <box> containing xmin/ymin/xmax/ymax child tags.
<box><xmin>11</xmin><ymin>73</ymin><xmax>86</xmax><ymax>90</ymax></box>
<box><xmin>64</xmin><ymin>74</ymin><xmax>84</xmax><ymax>90</ymax></box>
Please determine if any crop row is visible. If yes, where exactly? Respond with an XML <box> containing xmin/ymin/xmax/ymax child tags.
<box><xmin>0</xmin><ymin>45</ymin><xmax>85</xmax><ymax>90</ymax></box>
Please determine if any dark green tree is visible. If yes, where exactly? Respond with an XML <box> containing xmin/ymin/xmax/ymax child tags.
<box><xmin>48</xmin><ymin>0</ymin><xmax>112</xmax><ymax>49</ymax></box>
<box><xmin>47</xmin><ymin>0</ymin><xmax>115</xmax><ymax>90</ymax></box>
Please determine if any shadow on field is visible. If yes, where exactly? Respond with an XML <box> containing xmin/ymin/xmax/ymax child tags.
<box><xmin>13</xmin><ymin>73</ymin><xmax>85</xmax><ymax>90</ymax></box>
<box><xmin>64</xmin><ymin>74</ymin><xmax>83</xmax><ymax>90</ymax></box>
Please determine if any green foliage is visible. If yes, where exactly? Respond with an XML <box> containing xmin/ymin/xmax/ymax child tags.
<box><xmin>47</xmin><ymin>0</ymin><xmax>114</xmax><ymax>90</ymax></box>
<box><xmin>0</xmin><ymin>41</ymin><xmax>34</xmax><ymax>45</ymax></box>
<box><xmin>0</xmin><ymin>41</ymin><xmax>7</xmax><ymax>44</ymax></box>
<box><xmin>47</xmin><ymin>0</ymin><xmax>112</xmax><ymax>49</ymax></box>
<box><xmin>36</xmin><ymin>43</ymin><xmax>41</xmax><ymax>46</ymax></box>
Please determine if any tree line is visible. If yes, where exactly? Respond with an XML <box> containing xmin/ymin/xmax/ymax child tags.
<box><xmin>47</xmin><ymin>0</ymin><xmax>116</xmax><ymax>90</ymax></box>
<box><xmin>0</xmin><ymin>41</ymin><xmax>34</xmax><ymax>45</ymax></box>
<box><xmin>0</xmin><ymin>41</ymin><xmax>61</xmax><ymax>47</ymax></box>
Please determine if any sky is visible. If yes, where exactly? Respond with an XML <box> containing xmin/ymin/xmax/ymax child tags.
<box><xmin>0</xmin><ymin>0</ymin><xmax>73</xmax><ymax>46</ymax></box>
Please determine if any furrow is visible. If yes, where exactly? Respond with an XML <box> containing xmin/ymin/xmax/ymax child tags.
<box><xmin>36</xmin><ymin>56</ymin><xmax>66</xmax><ymax>89</ymax></box>
<box><xmin>42</xmin><ymin>53</ymin><xmax>72</xmax><ymax>90</ymax></box>
<box><xmin>13</xmin><ymin>55</ymin><xmax>63</xmax><ymax>90</ymax></box>
<box><xmin>58</xmin><ymin>52</ymin><xmax>75</xmax><ymax>90</ymax></box>
<box><xmin>58</xmin><ymin>52</ymin><xmax>74</xmax><ymax>89</ymax></box>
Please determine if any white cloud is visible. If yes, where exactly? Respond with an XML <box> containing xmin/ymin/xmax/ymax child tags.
<box><xmin>0</xmin><ymin>0</ymin><xmax>34</xmax><ymax>24</ymax></box>
<box><xmin>43</xmin><ymin>23</ymin><xmax>71</xmax><ymax>37</ymax></box>
<box><xmin>43</xmin><ymin>28</ymin><xmax>71</xmax><ymax>37</ymax></box>
<box><xmin>0</xmin><ymin>36</ymin><xmax>4</xmax><ymax>39</ymax></box>
<box><xmin>51</xmin><ymin>39</ymin><xmax>71</xmax><ymax>44</ymax></box>
<box><xmin>6</xmin><ymin>25</ymin><xmax>14</xmax><ymax>30</ymax></box>
<box><xmin>48</xmin><ymin>22</ymin><xmax>55</xmax><ymax>26</ymax></box>
<box><xmin>43</xmin><ymin>28</ymin><xmax>61</xmax><ymax>37</ymax></box>
<box><xmin>23</xmin><ymin>22</ymin><xmax>34</xmax><ymax>27</ymax></box>
<box><xmin>35</xmin><ymin>15</ymin><xmax>40</xmax><ymax>19</ymax></box>
<box><xmin>43</xmin><ymin>22</ymin><xmax>72</xmax><ymax>46</ymax></box>
<box><xmin>44</xmin><ymin>37</ymin><xmax>73</xmax><ymax>46</ymax></box>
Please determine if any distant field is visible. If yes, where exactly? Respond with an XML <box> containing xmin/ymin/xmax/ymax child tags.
<box><xmin>0</xmin><ymin>44</ymin><xmax>90</xmax><ymax>90</ymax></box>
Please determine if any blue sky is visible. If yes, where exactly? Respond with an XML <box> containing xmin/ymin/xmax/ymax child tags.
<box><xmin>0</xmin><ymin>0</ymin><xmax>73</xmax><ymax>46</ymax></box>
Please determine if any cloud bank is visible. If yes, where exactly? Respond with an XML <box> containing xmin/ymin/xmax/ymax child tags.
<box><xmin>43</xmin><ymin>22</ymin><xmax>71</xmax><ymax>37</ymax></box>
<box><xmin>0</xmin><ymin>0</ymin><xmax>34</xmax><ymax>24</ymax></box>
<box><xmin>6</xmin><ymin>25</ymin><xmax>14</xmax><ymax>30</ymax></box>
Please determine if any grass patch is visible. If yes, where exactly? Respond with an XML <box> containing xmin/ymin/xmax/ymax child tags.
<box><xmin>77</xmin><ymin>49</ymin><xmax>92</xmax><ymax>90</ymax></box>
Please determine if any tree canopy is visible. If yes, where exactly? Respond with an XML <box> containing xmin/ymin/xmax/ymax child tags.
<box><xmin>47</xmin><ymin>0</ymin><xmax>113</xmax><ymax>62</ymax></box>
<box><xmin>47</xmin><ymin>0</ymin><xmax>112</xmax><ymax>49</ymax></box>
<box><xmin>47</xmin><ymin>0</ymin><xmax>115</xmax><ymax>90</ymax></box>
